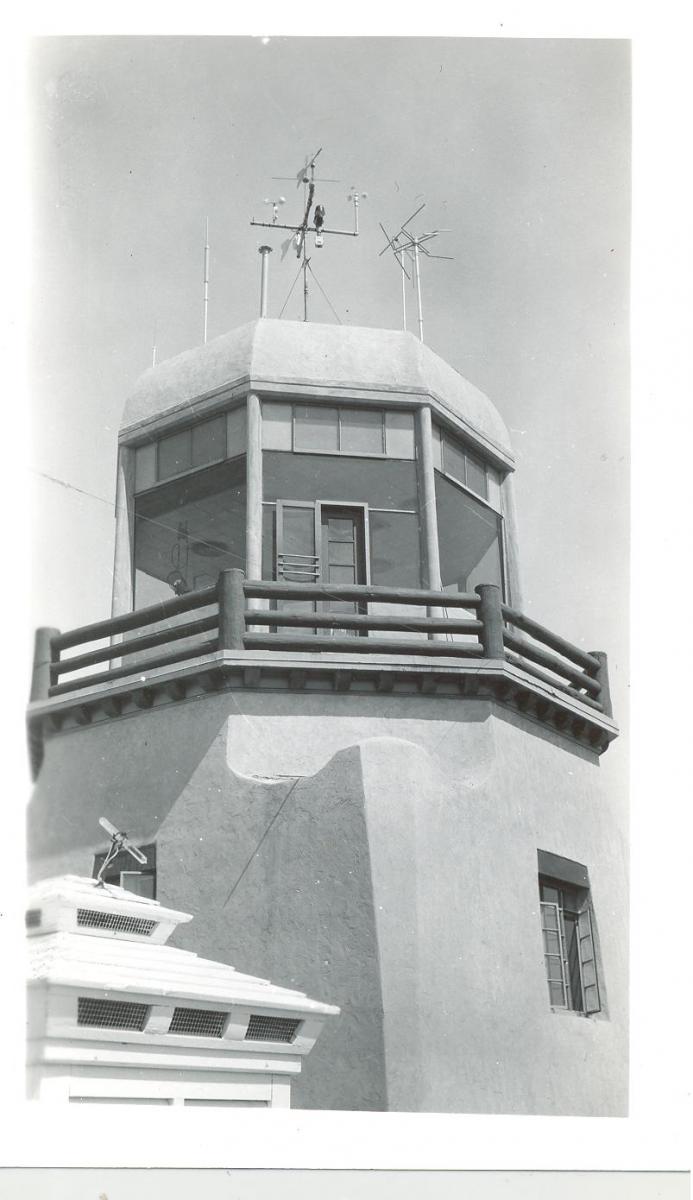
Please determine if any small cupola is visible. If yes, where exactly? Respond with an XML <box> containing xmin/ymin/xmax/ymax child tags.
<box><xmin>27</xmin><ymin>875</ymin><xmax>339</xmax><ymax>1107</ymax></box>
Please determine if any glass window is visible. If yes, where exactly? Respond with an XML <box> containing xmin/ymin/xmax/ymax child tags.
<box><xmin>264</xmin><ymin>451</ymin><xmax>419</xmax><ymax>510</ymax></box>
<box><xmin>134</xmin><ymin>459</ymin><xmax>246</xmax><ymax>608</ymax></box>
<box><xmin>385</xmin><ymin>411</ymin><xmax>416</xmax><ymax>459</ymax></box>
<box><xmin>443</xmin><ymin>436</ymin><xmax>467</xmax><ymax>488</ymax></box>
<box><xmin>431</xmin><ymin>422</ymin><xmax>443</xmax><ymax>470</ymax></box>
<box><xmin>262</xmin><ymin>402</ymin><xmax>292</xmax><ymax>450</ymax></box>
<box><xmin>435</xmin><ymin>473</ymin><xmax>503</xmax><ymax>595</ymax></box>
<box><xmin>539</xmin><ymin>875</ymin><xmax>601</xmax><ymax>1014</ymax></box>
<box><xmin>134</xmin><ymin>443</ymin><xmax>156</xmax><ymax>492</ymax></box>
<box><xmin>294</xmin><ymin>405</ymin><xmax>339</xmax><ymax>452</ymax></box>
<box><xmin>369</xmin><ymin>511</ymin><xmax>422</xmax><ymax>588</ymax></box>
<box><xmin>192</xmin><ymin>416</ymin><xmax>226</xmax><ymax>469</ymax></box>
<box><xmin>339</xmin><ymin>409</ymin><xmax>384</xmax><ymax>455</ymax></box>
<box><xmin>486</xmin><ymin>466</ymin><xmax>502</xmax><ymax>510</ymax></box>
<box><xmin>158</xmin><ymin>429</ymin><xmax>192</xmax><ymax>480</ymax></box>
<box><xmin>465</xmin><ymin>450</ymin><xmax>488</xmax><ymax>499</ymax></box>
<box><xmin>227</xmin><ymin>405</ymin><xmax>247</xmax><ymax>457</ymax></box>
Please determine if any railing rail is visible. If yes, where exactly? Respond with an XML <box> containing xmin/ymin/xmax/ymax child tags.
<box><xmin>34</xmin><ymin>569</ymin><xmax>611</xmax><ymax>716</ymax></box>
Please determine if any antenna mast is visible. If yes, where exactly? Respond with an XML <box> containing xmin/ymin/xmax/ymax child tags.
<box><xmin>203</xmin><ymin>217</ymin><xmax>210</xmax><ymax>344</ymax></box>
<box><xmin>251</xmin><ymin>149</ymin><xmax>358</xmax><ymax>322</ymax></box>
<box><xmin>380</xmin><ymin>204</ymin><xmax>453</xmax><ymax>342</ymax></box>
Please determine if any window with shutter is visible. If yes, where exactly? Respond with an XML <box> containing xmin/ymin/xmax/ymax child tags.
<box><xmin>538</xmin><ymin>857</ymin><xmax>602</xmax><ymax>1016</ymax></box>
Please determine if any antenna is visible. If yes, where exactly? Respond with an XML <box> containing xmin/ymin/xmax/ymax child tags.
<box><xmin>263</xmin><ymin>196</ymin><xmax>286</xmax><ymax>224</ymax></box>
<box><xmin>203</xmin><ymin>217</ymin><xmax>210</xmax><ymax>344</ymax></box>
<box><xmin>251</xmin><ymin>149</ymin><xmax>360</xmax><ymax>322</ymax></box>
<box><xmin>96</xmin><ymin>817</ymin><xmax>147</xmax><ymax>886</ymax></box>
<box><xmin>379</xmin><ymin>204</ymin><xmax>453</xmax><ymax>342</ymax></box>
<box><xmin>379</xmin><ymin>221</ymin><xmax>411</xmax><ymax>332</ymax></box>
<box><xmin>347</xmin><ymin>187</ymin><xmax>368</xmax><ymax>235</ymax></box>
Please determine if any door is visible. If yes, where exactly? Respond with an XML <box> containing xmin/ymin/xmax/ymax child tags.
<box><xmin>275</xmin><ymin>501</ymin><xmax>368</xmax><ymax>636</ymax></box>
<box><xmin>319</xmin><ymin>505</ymin><xmax>368</xmax><ymax>634</ymax></box>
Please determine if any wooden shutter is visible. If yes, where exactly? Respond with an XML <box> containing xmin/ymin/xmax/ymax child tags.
<box><xmin>577</xmin><ymin>905</ymin><xmax>601</xmax><ymax>1014</ymax></box>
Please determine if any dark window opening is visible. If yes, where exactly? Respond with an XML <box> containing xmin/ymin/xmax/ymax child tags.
<box><xmin>93</xmin><ymin>843</ymin><xmax>157</xmax><ymax>900</ymax></box>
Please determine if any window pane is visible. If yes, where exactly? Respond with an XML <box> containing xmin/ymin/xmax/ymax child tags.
<box><xmin>134</xmin><ymin>444</ymin><xmax>156</xmax><ymax>492</ymax></box>
<box><xmin>328</xmin><ymin>541</ymin><xmax>356</xmax><ymax>565</ymax></box>
<box><xmin>134</xmin><ymin>459</ymin><xmax>246</xmax><ymax>610</ymax></box>
<box><xmin>282</xmin><ymin>506</ymin><xmax>315</xmax><ymax>558</ymax></box>
<box><xmin>543</xmin><ymin>930</ymin><xmax>561</xmax><ymax>955</ymax></box>
<box><xmin>328</xmin><ymin>565</ymin><xmax>356</xmax><ymax>585</ymax></box>
<box><xmin>262</xmin><ymin>402</ymin><xmax>292</xmax><ymax>450</ymax></box>
<box><xmin>340</xmin><ymin>409</ymin><xmax>384</xmax><ymax>454</ymax></box>
<box><xmin>431</xmin><ymin>422</ymin><xmax>443</xmax><ymax>469</ymax></box>
<box><xmin>227</xmin><ymin>405</ymin><xmax>247</xmax><ymax>457</ymax></box>
<box><xmin>486</xmin><ymin>466</ymin><xmax>502</xmax><ymax>511</ymax></box>
<box><xmin>386</xmin><ymin>411</ymin><xmax>416</xmax><ymax>459</ymax></box>
<box><xmin>192</xmin><ymin>416</ymin><xmax>226</xmax><ymax>468</ymax></box>
<box><xmin>158</xmin><ymin>429</ymin><xmax>192</xmax><ymax>480</ymax></box>
<box><xmin>436</xmin><ymin>473</ymin><xmax>503</xmax><ymax>594</ymax></box>
<box><xmin>369</xmin><ymin>511</ymin><xmax>422</xmax><ymax>588</ymax></box>
<box><xmin>443</xmin><ymin>436</ymin><xmax>467</xmax><ymax>487</ymax></box>
<box><xmin>294</xmin><ymin>405</ymin><xmax>339</xmax><ymax>451</ymax></box>
<box><xmin>264</xmin><ymin>450</ymin><xmax>419</xmax><ymax>510</ymax></box>
<box><xmin>549</xmin><ymin>981</ymin><xmax>566</xmax><ymax>1006</ymax></box>
<box><xmin>466</xmin><ymin>451</ymin><xmax>488</xmax><ymax>499</ymax></box>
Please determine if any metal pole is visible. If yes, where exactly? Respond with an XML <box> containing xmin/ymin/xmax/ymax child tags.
<box><xmin>401</xmin><ymin>260</ymin><xmax>407</xmax><ymax>331</ymax></box>
<box><xmin>413</xmin><ymin>238</ymin><xmax>424</xmax><ymax>342</ymax></box>
<box><xmin>303</xmin><ymin>252</ymin><xmax>309</xmax><ymax>322</ymax></box>
<box><xmin>258</xmin><ymin>245</ymin><xmax>272</xmax><ymax>317</ymax></box>
<box><xmin>203</xmin><ymin>217</ymin><xmax>210</xmax><ymax>344</ymax></box>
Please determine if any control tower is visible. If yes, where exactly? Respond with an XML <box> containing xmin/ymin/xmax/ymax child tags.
<box><xmin>28</xmin><ymin>317</ymin><xmax>625</xmax><ymax>1115</ymax></box>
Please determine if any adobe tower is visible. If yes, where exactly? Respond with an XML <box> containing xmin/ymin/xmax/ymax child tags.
<box><xmin>28</xmin><ymin>317</ymin><xmax>625</xmax><ymax>1115</ymax></box>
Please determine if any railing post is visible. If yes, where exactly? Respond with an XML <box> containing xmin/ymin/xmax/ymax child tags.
<box><xmin>31</xmin><ymin>626</ymin><xmax>60</xmax><ymax>701</ymax></box>
<box><xmin>589</xmin><ymin>650</ymin><xmax>612</xmax><ymax>717</ymax></box>
<box><xmin>218</xmin><ymin>569</ymin><xmax>246</xmax><ymax>651</ymax></box>
<box><xmin>475</xmin><ymin>584</ymin><xmax>505</xmax><ymax>659</ymax></box>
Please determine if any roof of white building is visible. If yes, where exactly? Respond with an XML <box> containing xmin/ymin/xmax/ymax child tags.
<box><xmin>27</xmin><ymin>875</ymin><xmax>338</xmax><ymax>1017</ymax></box>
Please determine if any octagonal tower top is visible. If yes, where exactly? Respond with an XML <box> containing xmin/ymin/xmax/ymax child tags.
<box><xmin>121</xmin><ymin>319</ymin><xmax>514</xmax><ymax>470</ymax></box>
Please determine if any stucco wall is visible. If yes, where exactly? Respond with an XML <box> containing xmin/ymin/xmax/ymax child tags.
<box><xmin>28</xmin><ymin>688</ymin><xmax>627</xmax><ymax>1114</ymax></box>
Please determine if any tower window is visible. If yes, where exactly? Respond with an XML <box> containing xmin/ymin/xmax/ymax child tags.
<box><xmin>538</xmin><ymin>851</ymin><xmax>601</xmax><ymax>1014</ymax></box>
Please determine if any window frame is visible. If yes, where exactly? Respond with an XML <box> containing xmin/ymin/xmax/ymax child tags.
<box><xmin>271</xmin><ymin>402</ymin><xmax>415</xmax><ymax>460</ymax></box>
<box><xmin>538</xmin><ymin>868</ymin><xmax>602</xmax><ymax>1016</ymax></box>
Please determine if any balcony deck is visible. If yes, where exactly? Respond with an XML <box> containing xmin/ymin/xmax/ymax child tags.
<box><xmin>28</xmin><ymin>573</ymin><xmax>618</xmax><ymax>776</ymax></box>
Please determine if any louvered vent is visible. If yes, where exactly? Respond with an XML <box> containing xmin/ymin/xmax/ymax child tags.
<box><xmin>25</xmin><ymin>908</ymin><xmax>42</xmax><ymax>929</ymax></box>
<box><xmin>245</xmin><ymin>1014</ymin><xmax>301</xmax><ymax>1043</ymax></box>
<box><xmin>77</xmin><ymin>907</ymin><xmax>157</xmax><ymax>936</ymax></box>
<box><xmin>77</xmin><ymin>997</ymin><xmax>149</xmax><ymax>1031</ymax></box>
<box><xmin>168</xmin><ymin>1007</ymin><xmax>228</xmax><ymax>1037</ymax></box>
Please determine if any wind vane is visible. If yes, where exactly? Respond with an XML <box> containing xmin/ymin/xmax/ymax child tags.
<box><xmin>379</xmin><ymin>203</ymin><xmax>453</xmax><ymax>343</ymax></box>
<box><xmin>251</xmin><ymin>148</ymin><xmax>360</xmax><ymax>322</ymax></box>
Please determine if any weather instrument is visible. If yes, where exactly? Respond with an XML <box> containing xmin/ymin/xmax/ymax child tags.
<box><xmin>95</xmin><ymin>817</ymin><xmax>147</xmax><ymax>886</ymax></box>
<box><xmin>379</xmin><ymin>203</ymin><xmax>453</xmax><ymax>343</ymax></box>
<box><xmin>251</xmin><ymin>149</ymin><xmax>361</xmax><ymax>322</ymax></box>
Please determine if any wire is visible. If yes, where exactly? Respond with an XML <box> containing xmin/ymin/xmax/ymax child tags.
<box><xmin>278</xmin><ymin>261</ymin><xmax>304</xmax><ymax>318</ymax></box>
<box><xmin>222</xmin><ymin>776</ymin><xmax>302</xmax><ymax>907</ymax></box>
<box><xmin>306</xmin><ymin>262</ymin><xmax>342</xmax><ymax>324</ymax></box>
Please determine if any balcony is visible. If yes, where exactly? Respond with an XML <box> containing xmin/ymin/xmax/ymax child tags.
<box><xmin>28</xmin><ymin>571</ymin><xmax>617</xmax><ymax>776</ymax></box>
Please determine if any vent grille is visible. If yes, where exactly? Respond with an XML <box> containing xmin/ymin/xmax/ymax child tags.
<box><xmin>77</xmin><ymin>997</ymin><xmax>149</xmax><ymax>1031</ymax></box>
<box><xmin>245</xmin><ymin>1014</ymin><xmax>301</xmax><ymax>1043</ymax></box>
<box><xmin>25</xmin><ymin>908</ymin><xmax>42</xmax><ymax>929</ymax></box>
<box><xmin>168</xmin><ymin>1007</ymin><xmax>228</xmax><ymax>1038</ymax></box>
<box><xmin>77</xmin><ymin>907</ymin><xmax>158</xmax><ymax>936</ymax></box>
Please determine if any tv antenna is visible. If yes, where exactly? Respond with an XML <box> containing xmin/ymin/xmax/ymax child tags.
<box><xmin>95</xmin><ymin>817</ymin><xmax>147</xmax><ymax>886</ymax></box>
<box><xmin>251</xmin><ymin>148</ymin><xmax>359</xmax><ymax>322</ymax></box>
<box><xmin>379</xmin><ymin>203</ymin><xmax>453</xmax><ymax>342</ymax></box>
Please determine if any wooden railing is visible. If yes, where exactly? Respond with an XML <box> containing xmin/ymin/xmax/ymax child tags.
<box><xmin>31</xmin><ymin>569</ymin><xmax>611</xmax><ymax>716</ymax></box>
